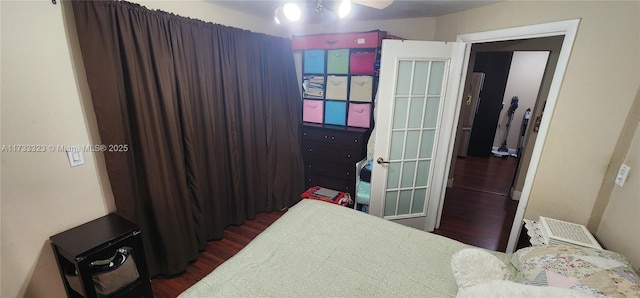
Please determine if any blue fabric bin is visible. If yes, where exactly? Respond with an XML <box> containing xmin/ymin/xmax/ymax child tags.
<box><xmin>303</xmin><ymin>50</ymin><xmax>325</xmax><ymax>74</ymax></box>
<box><xmin>324</xmin><ymin>101</ymin><xmax>347</xmax><ymax>126</ymax></box>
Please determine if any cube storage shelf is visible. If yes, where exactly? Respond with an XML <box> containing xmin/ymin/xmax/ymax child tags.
<box><xmin>294</xmin><ymin>30</ymin><xmax>400</xmax><ymax>202</ymax></box>
<box><xmin>296</xmin><ymin>30</ymin><xmax>388</xmax><ymax>129</ymax></box>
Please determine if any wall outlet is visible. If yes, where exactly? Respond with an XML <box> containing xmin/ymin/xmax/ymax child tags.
<box><xmin>614</xmin><ymin>164</ymin><xmax>631</xmax><ymax>187</ymax></box>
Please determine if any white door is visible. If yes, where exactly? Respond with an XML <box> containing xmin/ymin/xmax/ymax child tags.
<box><xmin>369</xmin><ymin>40</ymin><xmax>467</xmax><ymax>231</ymax></box>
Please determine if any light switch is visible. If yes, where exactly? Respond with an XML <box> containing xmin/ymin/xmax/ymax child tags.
<box><xmin>66</xmin><ymin>148</ymin><xmax>85</xmax><ymax>167</ymax></box>
<box><xmin>614</xmin><ymin>164</ymin><xmax>630</xmax><ymax>187</ymax></box>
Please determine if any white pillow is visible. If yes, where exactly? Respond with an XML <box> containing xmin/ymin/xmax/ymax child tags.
<box><xmin>451</xmin><ymin>248</ymin><xmax>512</xmax><ymax>289</ymax></box>
<box><xmin>457</xmin><ymin>280</ymin><xmax>601</xmax><ymax>298</ymax></box>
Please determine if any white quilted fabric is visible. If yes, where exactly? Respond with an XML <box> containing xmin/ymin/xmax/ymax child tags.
<box><xmin>450</xmin><ymin>248</ymin><xmax>512</xmax><ymax>289</ymax></box>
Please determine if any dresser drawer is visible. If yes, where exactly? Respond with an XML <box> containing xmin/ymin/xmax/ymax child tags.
<box><xmin>299</xmin><ymin>125</ymin><xmax>370</xmax><ymax>202</ymax></box>
<box><xmin>301</xmin><ymin>127</ymin><xmax>367</xmax><ymax>147</ymax></box>
<box><xmin>301</xmin><ymin>141</ymin><xmax>363</xmax><ymax>165</ymax></box>
<box><xmin>305</xmin><ymin>158</ymin><xmax>355</xmax><ymax>179</ymax></box>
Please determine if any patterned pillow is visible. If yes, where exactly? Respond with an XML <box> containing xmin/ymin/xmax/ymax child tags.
<box><xmin>513</xmin><ymin>245</ymin><xmax>640</xmax><ymax>297</ymax></box>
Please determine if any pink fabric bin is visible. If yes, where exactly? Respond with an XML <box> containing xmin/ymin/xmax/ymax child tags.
<box><xmin>349</xmin><ymin>51</ymin><xmax>376</xmax><ymax>75</ymax></box>
<box><xmin>303</xmin><ymin>99</ymin><xmax>324</xmax><ymax>123</ymax></box>
<box><xmin>347</xmin><ymin>103</ymin><xmax>371</xmax><ymax>128</ymax></box>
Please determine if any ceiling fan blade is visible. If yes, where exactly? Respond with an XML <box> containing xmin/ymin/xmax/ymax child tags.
<box><xmin>351</xmin><ymin>0</ymin><xmax>394</xmax><ymax>10</ymax></box>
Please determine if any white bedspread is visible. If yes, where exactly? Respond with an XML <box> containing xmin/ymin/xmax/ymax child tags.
<box><xmin>180</xmin><ymin>199</ymin><xmax>508</xmax><ymax>297</ymax></box>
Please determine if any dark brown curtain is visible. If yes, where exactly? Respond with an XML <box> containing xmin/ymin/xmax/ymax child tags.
<box><xmin>71</xmin><ymin>0</ymin><xmax>304</xmax><ymax>276</ymax></box>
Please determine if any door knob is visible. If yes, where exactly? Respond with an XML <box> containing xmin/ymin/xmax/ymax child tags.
<box><xmin>377</xmin><ymin>157</ymin><xmax>390</xmax><ymax>164</ymax></box>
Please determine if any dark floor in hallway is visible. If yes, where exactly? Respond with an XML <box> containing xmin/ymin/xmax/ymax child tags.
<box><xmin>433</xmin><ymin>155</ymin><xmax>520</xmax><ymax>252</ymax></box>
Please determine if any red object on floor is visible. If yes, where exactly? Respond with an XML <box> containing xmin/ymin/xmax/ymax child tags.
<box><xmin>301</xmin><ymin>186</ymin><xmax>351</xmax><ymax>206</ymax></box>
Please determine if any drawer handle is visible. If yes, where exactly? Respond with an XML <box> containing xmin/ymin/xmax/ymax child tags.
<box><xmin>331</xmin><ymin>136</ymin><xmax>335</xmax><ymax>140</ymax></box>
<box><xmin>309</xmin><ymin>148</ymin><xmax>313</xmax><ymax>152</ymax></box>
<box><xmin>324</xmin><ymin>135</ymin><xmax>328</xmax><ymax>139</ymax></box>
<box><xmin>303</xmin><ymin>132</ymin><xmax>307</xmax><ymax>136</ymax></box>
<box><xmin>354</xmin><ymin>139</ymin><xmax>358</xmax><ymax>143</ymax></box>
<box><xmin>325</xmin><ymin>39</ymin><xmax>339</xmax><ymax>45</ymax></box>
<box><xmin>347</xmin><ymin>154</ymin><xmax>351</xmax><ymax>158</ymax></box>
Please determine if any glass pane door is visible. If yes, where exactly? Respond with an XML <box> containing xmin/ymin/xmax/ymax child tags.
<box><xmin>383</xmin><ymin>60</ymin><xmax>447</xmax><ymax>218</ymax></box>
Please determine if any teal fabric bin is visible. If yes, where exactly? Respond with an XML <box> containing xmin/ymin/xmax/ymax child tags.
<box><xmin>324</xmin><ymin>101</ymin><xmax>347</xmax><ymax>126</ymax></box>
<box><xmin>326</xmin><ymin>49</ymin><xmax>349</xmax><ymax>74</ymax></box>
<box><xmin>303</xmin><ymin>50</ymin><xmax>325</xmax><ymax>74</ymax></box>
<box><xmin>356</xmin><ymin>181</ymin><xmax>371</xmax><ymax>205</ymax></box>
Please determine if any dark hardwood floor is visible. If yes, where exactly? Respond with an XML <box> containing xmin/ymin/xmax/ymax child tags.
<box><xmin>151</xmin><ymin>155</ymin><xmax>519</xmax><ymax>297</ymax></box>
<box><xmin>452</xmin><ymin>155</ymin><xmax>518</xmax><ymax>195</ymax></box>
<box><xmin>151</xmin><ymin>210</ymin><xmax>285</xmax><ymax>298</ymax></box>
<box><xmin>434</xmin><ymin>155</ymin><xmax>519</xmax><ymax>251</ymax></box>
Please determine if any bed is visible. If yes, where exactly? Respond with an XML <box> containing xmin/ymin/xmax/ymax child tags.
<box><xmin>179</xmin><ymin>199</ymin><xmax>640</xmax><ymax>297</ymax></box>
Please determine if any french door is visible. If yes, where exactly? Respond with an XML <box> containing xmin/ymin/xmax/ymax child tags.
<box><xmin>369</xmin><ymin>40</ymin><xmax>467</xmax><ymax>231</ymax></box>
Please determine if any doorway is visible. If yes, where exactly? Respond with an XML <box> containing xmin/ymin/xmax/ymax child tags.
<box><xmin>467</xmin><ymin>51</ymin><xmax>513</xmax><ymax>158</ymax></box>
<box><xmin>367</xmin><ymin>20</ymin><xmax>579</xmax><ymax>253</ymax></box>
<box><xmin>436</xmin><ymin>32</ymin><xmax>570</xmax><ymax>252</ymax></box>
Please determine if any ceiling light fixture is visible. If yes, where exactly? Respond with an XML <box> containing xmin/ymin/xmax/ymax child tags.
<box><xmin>274</xmin><ymin>8</ymin><xmax>281</xmax><ymax>24</ymax></box>
<box><xmin>275</xmin><ymin>2</ymin><xmax>302</xmax><ymax>24</ymax></box>
<box><xmin>275</xmin><ymin>0</ymin><xmax>356</xmax><ymax>25</ymax></box>
<box><xmin>283</xmin><ymin>2</ymin><xmax>301</xmax><ymax>22</ymax></box>
<box><xmin>338</xmin><ymin>0</ymin><xmax>351</xmax><ymax>19</ymax></box>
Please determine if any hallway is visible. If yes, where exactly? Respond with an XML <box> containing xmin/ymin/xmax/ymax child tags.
<box><xmin>433</xmin><ymin>155</ymin><xmax>519</xmax><ymax>252</ymax></box>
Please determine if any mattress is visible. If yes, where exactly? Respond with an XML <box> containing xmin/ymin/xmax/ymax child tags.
<box><xmin>179</xmin><ymin>199</ymin><xmax>513</xmax><ymax>297</ymax></box>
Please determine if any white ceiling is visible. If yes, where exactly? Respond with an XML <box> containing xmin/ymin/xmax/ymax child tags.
<box><xmin>210</xmin><ymin>0</ymin><xmax>499</xmax><ymax>24</ymax></box>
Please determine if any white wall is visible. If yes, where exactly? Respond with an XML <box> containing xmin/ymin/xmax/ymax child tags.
<box><xmin>492</xmin><ymin>51</ymin><xmax>549</xmax><ymax>151</ymax></box>
<box><xmin>435</xmin><ymin>1</ymin><xmax>640</xmax><ymax>226</ymax></box>
<box><xmin>130</xmin><ymin>0</ymin><xmax>285</xmax><ymax>37</ymax></box>
<box><xmin>1</xmin><ymin>1</ymin><xmax>114</xmax><ymax>297</ymax></box>
<box><xmin>596</xmin><ymin>120</ymin><xmax>640</xmax><ymax>267</ymax></box>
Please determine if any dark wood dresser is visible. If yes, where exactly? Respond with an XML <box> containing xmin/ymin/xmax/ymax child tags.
<box><xmin>301</xmin><ymin>124</ymin><xmax>370</xmax><ymax>203</ymax></box>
